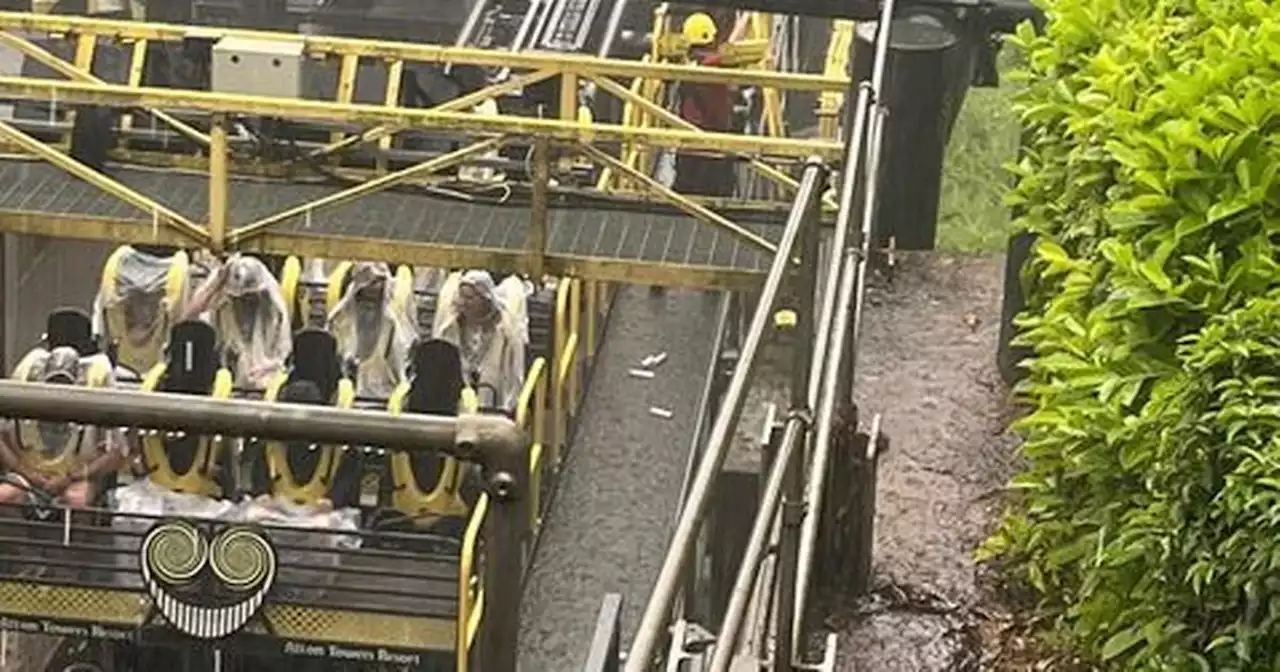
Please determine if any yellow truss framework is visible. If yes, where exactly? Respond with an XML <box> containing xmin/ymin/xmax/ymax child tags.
<box><xmin>0</xmin><ymin>13</ymin><xmax>844</xmax><ymax>201</ymax></box>
<box><xmin>0</xmin><ymin>13</ymin><xmax>846</xmax><ymax>289</ymax></box>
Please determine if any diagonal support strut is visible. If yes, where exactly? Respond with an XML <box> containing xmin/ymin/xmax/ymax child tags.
<box><xmin>0</xmin><ymin>121</ymin><xmax>208</xmax><ymax>244</ymax></box>
<box><xmin>577</xmin><ymin>142</ymin><xmax>778</xmax><ymax>255</ymax></box>
<box><xmin>229</xmin><ymin>137</ymin><xmax>508</xmax><ymax>243</ymax></box>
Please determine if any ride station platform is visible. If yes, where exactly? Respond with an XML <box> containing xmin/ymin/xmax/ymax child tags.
<box><xmin>0</xmin><ymin>8</ymin><xmax>851</xmax><ymax>671</ymax></box>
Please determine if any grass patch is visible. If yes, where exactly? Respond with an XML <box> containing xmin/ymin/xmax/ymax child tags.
<box><xmin>935</xmin><ymin>54</ymin><xmax>1023</xmax><ymax>253</ymax></box>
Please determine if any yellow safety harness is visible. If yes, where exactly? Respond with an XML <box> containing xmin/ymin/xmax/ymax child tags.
<box><xmin>279</xmin><ymin>256</ymin><xmax>302</xmax><ymax>322</ymax></box>
<box><xmin>100</xmin><ymin>247</ymin><xmax>189</xmax><ymax>375</ymax></box>
<box><xmin>386</xmin><ymin>383</ymin><xmax>478</xmax><ymax>524</ymax></box>
<box><xmin>261</xmin><ymin>372</ymin><xmax>356</xmax><ymax>505</ymax></box>
<box><xmin>139</xmin><ymin>363</ymin><xmax>234</xmax><ymax>496</ymax></box>
<box><xmin>10</xmin><ymin>354</ymin><xmax>111</xmax><ymax>476</ymax></box>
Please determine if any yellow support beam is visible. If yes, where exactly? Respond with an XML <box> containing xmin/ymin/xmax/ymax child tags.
<box><xmin>0</xmin><ymin>120</ymin><xmax>207</xmax><ymax>244</ymax></box>
<box><xmin>0</xmin><ymin>76</ymin><xmax>842</xmax><ymax>159</ymax></box>
<box><xmin>0</xmin><ymin>12</ymin><xmax>847</xmax><ymax>93</ymax></box>
<box><xmin>819</xmin><ymin>20</ymin><xmax>856</xmax><ymax>140</ymax></box>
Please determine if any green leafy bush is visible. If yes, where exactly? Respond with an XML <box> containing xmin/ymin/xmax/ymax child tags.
<box><xmin>982</xmin><ymin>0</ymin><xmax>1280</xmax><ymax>668</ymax></box>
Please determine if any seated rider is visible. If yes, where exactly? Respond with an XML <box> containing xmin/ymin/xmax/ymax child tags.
<box><xmin>92</xmin><ymin>246</ymin><xmax>189</xmax><ymax>376</ymax></box>
<box><xmin>0</xmin><ymin>347</ymin><xmax>127</xmax><ymax>512</ymax></box>
<box><xmin>432</xmin><ymin>269</ymin><xmax>527</xmax><ymax>412</ymax></box>
<box><xmin>181</xmin><ymin>254</ymin><xmax>291</xmax><ymax>388</ymax></box>
<box><xmin>327</xmin><ymin>262</ymin><xmax>417</xmax><ymax>398</ymax></box>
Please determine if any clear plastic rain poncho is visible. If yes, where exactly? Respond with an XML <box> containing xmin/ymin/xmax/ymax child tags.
<box><xmin>432</xmin><ymin>270</ymin><xmax>528</xmax><ymax>412</ymax></box>
<box><xmin>92</xmin><ymin>247</ymin><xmax>185</xmax><ymax>377</ymax></box>
<box><xmin>194</xmin><ymin>255</ymin><xmax>292</xmax><ymax>388</ymax></box>
<box><xmin>327</xmin><ymin>262</ymin><xmax>418</xmax><ymax>398</ymax></box>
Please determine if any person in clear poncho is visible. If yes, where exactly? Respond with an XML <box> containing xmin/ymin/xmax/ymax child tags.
<box><xmin>0</xmin><ymin>347</ymin><xmax>126</xmax><ymax>511</ymax></box>
<box><xmin>92</xmin><ymin>247</ymin><xmax>186</xmax><ymax>377</ymax></box>
<box><xmin>432</xmin><ymin>270</ymin><xmax>528</xmax><ymax>412</ymax></box>
<box><xmin>180</xmin><ymin>255</ymin><xmax>291</xmax><ymax>388</ymax></box>
<box><xmin>326</xmin><ymin>262</ymin><xmax>418</xmax><ymax>398</ymax></box>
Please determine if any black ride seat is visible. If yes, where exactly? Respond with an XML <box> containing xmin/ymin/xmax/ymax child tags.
<box><xmin>44</xmin><ymin>307</ymin><xmax>98</xmax><ymax>356</ymax></box>
<box><xmin>252</xmin><ymin>328</ymin><xmax>361</xmax><ymax>508</ymax></box>
<box><xmin>378</xmin><ymin>338</ymin><xmax>481</xmax><ymax>537</ymax></box>
<box><xmin>140</xmin><ymin>320</ymin><xmax>232</xmax><ymax>497</ymax></box>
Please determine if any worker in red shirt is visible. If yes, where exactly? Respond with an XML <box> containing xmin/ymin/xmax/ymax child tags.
<box><xmin>673</xmin><ymin>12</ymin><xmax>737</xmax><ymax>198</ymax></box>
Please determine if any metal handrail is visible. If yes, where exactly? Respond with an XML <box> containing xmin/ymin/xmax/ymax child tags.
<box><xmin>624</xmin><ymin>160</ymin><xmax>827</xmax><ymax>671</ymax></box>
<box><xmin>792</xmin><ymin>0</ymin><xmax>899</xmax><ymax>647</ymax></box>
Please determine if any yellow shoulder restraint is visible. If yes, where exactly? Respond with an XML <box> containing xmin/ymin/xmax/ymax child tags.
<box><xmin>9</xmin><ymin>356</ymin><xmax>111</xmax><ymax>476</ymax></box>
<box><xmin>324</xmin><ymin>261</ymin><xmax>355</xmax><ymax>316</ymax></box>
<box><xmin>139</xmin><ymin>362</ymin><xmax>233</xmax><ymax>496</ymax></box>
<box><xmin>386</xmin><ymin>382</ymin><xmax>478</xmax><ymax>523</ymax></box>
<box><xmin>261</xmin><ymin>372</ymin><xmax>356</xmax><ymax>505</ymax></box>
<box><xmin>279</xmin><ymin>256</ymin><xmax>303</xmax><ymax>323</ymax></box>
<box><xmin>101</xmin><ymin>247</ymin><xmax>189</xmax><ymax>374</ymax></box>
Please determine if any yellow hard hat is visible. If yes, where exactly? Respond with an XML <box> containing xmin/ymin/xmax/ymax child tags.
<box><xmin>682</xmin><ymin>12</ymin><xmax>717</xmax><ymax>47</ymax></box>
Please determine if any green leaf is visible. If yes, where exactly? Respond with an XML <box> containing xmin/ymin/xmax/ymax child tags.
<box><xmin>1102</xmin><ymin>627</ymin><xmax>1144</xmax><ymax>661</ymax></box>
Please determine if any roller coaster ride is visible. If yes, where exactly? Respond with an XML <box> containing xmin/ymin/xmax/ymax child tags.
<box><xmin>0</xmin><ymin>0</ymin><xmax>1037</xmax><ymax>669</ymax></box>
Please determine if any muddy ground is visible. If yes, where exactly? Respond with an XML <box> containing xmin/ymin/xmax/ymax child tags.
<box><xmin>817</xmin><ymin>252</ymin><xmax>1026</xmax><ymax>671</ymax></box>
<box><xmin>728</xmin><ymin>252</ymin><xmax>1029</xmax><ymax>670</ymax></box>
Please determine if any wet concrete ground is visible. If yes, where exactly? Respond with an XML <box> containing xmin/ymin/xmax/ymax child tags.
<box><xmin>721</xmin><ymin>252</ymin><xmax>1020</xmax><ymax>670</ymax></box>
<box><xmin>829</xmin><ymin>252</ymin><xmax>1019</xmax><ymax>671</ymax></box>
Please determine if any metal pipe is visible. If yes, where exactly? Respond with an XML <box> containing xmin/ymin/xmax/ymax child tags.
<box><xmin>806</xmin><ymin>85</ymin><xmax>869</xmax><ymax>409</ymax></box>
<box><xmin>795</xmin><ymin>245</ymin><xmax>858</xmax><ymax>620</ymax></box>
<box><xmin>446</xmin><ymin>0</ymin><xmax>490</xmax><ymax>75</ymax></box>
<box><xmin>848</xmin><ymin>107</ymin><xmax>890</xmax><ymax>385</ymax></box>
<box><xmin>624</xmin><ymin>160</ymin><xmax>826</xmax><ymax>672</ymax></box>
<box><xmin>595</xmin><ymin>0</ymin><xmax>629</xmax><ymax>58</ymax></box>
<box><xmin>773</xmin><ymin>167</ymin><xmax>823</xmax><ymax>672</ymax></box>
<box><xmin>456</xmin><ymin>0</ymin><xmax>490</xmax><ymax>47</ymax></box>
<box><xmin>707</xmin><ymin>417</ymin><xmax>803</xmax><ymax>672</ymax></box>
<box><xmin>0</xmin><ymin>381</ymin><xmax>526</xmax><ymax>464</ymax></box>
<box><xmin>792</xmin><ymin>0</ymin><xmax>898</xmax><ymax>643</ymax></box>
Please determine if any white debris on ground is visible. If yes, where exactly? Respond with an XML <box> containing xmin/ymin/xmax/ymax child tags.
<box><xmin>635</xmin><ymin>351</ymin><xmax>672</xmax><ymax>418</ymax></box>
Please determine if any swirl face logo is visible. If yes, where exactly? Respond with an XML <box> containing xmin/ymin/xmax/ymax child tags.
<box><xmin>139</xmin><ymin>521</ymin><xmax>277</xmax><ymax>640</ymax></box>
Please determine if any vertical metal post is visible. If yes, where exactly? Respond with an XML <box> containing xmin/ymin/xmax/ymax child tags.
<box><xmin>208</xmin><ymin>114</ymin><xmax>229</xmax><ymax>250</ymax></box>
<box><xmin>0</xmin><ymin>233</ymin><xmax>15</xmax><ymax>373</ymax></box>
<box><xmin>478</xmin><ymin>447</ymin><xmax>530</xmax><ymax>672</ymax></box>
<box><xmin>561</xmin><ymin>72</ymin><xmax>579</xmax><ymax>121</ymax></box>
<box><xmin>528</xmin><ymin>137</ymin><xmax>551</xmax><ymax>280</ymax></box>
<box><xmin>793</xmin><ymin>0</ymin><xmax>899</xmax><ymax>644</ymax></box>
<box><xmin>773</xmin><ymin>162</ymin><xmax>823</xmax><ymax>672</ymax></box>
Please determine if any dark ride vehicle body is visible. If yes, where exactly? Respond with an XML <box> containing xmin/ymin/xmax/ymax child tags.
<box><xmin>3</xmin><ymin>247</ymin><xmax>545</xmax><ymax>671</ymax></box>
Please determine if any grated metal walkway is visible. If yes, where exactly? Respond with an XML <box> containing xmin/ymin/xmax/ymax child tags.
<box><xmin>0</xmin><ymin>161</ymin><xmax>778</xmax><ymax>279</ymax></box>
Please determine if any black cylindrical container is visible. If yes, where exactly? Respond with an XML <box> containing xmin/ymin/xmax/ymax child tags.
<box><xmin>997</xmin><ymin>229</ymin><xmax>1037</xmax><ymax>385</ymax></box>
<box><xmin>850</xmin><ymin>8</ymin><xmax>974</xmax><ymax>251</ymax></box>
